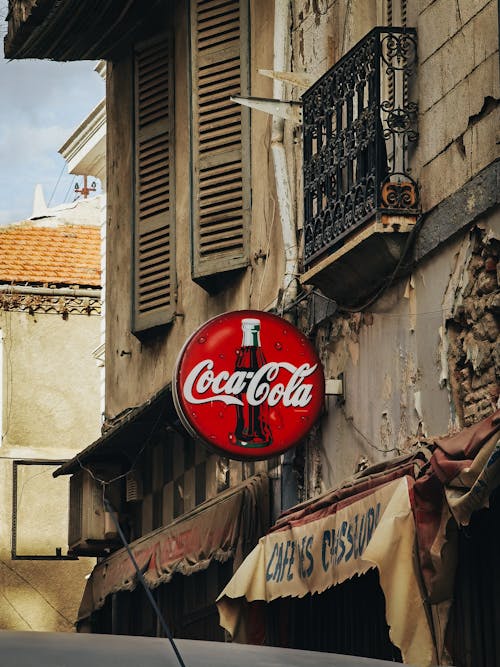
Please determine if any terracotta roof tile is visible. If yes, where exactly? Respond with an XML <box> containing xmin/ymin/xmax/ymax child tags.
<box><xmin>0</xmin><ymin>224</ymin><xmax>101</xmax><ymax>287</ymax></box>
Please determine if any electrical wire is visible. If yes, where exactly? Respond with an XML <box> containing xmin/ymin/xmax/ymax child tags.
<box><xmin>256</xmin><ymin>195</ymin><xmax>276</xmax><ymax>310</ymax></box>
<box><xmin>274</xmin><ymin>212</ymin><xmax>426</xmax><ymax>320</ymax></box>
<box><xmin>74</xmin><ymin>408</ymin><xmax>186</xmax><ymax>666</ymax></box>
<box><xmin>75</xmin><ymin>403</ymin><xmax>165</xmax><ymax>487</ymax></box>
<box><xmin>47</xmin><ymin>161</ymin><xmax>67</xmax><ymax>207</ymax></box>
<box><xmin>16</xmin><ymin>465</ymin><xmax>55</xmax><ymax>514</ymax></box>
<box><xmin>278</xmin><ymin>271</ymin><xmax>301</xmax><ymax>317</ymax></box>
<box><xmin>103</xmin><ymin>496</ymin><xmax>187</xmax><ymax>667</ymax></box>
<box><xmin>334</xmin><ymin>213</ymin><xmax>425</xmax><ymax>313</ymax></box>
<box><xmin>63</xmin><ymin>174</ymin><xmax>76</xmax><ymax>203</ymax></box>
<box><xmin>341</xmin><ymin>405</ymin><xmax>401</xmax><ymax>455</ymax></box>
<box><xmin>0</xmin><ymin>589</ymin><xmax>33</xmax><ymax>629</ymax></box>
<box><xmin>0</xmin><ymin>558</ymin><xmax>73</xmax><ymax>627</ymax></box>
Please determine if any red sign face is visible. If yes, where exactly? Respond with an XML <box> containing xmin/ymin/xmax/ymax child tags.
<box><xmin>173</xmin><ymin>310</ymin><xmax>325</xmax><ymax>460</ymax></box>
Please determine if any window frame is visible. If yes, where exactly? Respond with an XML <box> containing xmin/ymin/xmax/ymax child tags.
<box><xmin>11</xmin><ymin>459</ymin><xmax>78</xmax><ymax>561</ymax></box>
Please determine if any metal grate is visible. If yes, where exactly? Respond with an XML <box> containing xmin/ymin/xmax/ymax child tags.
<box><xmin>302</xmin><ymin>27</ymin><xmax>418</xmax><ymax>269</ymax></box>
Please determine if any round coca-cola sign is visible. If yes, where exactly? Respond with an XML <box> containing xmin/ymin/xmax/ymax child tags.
<box><xmin>173</xmin><ymin>310</ymin><xmax>324</xmax><ymax>460</ymax></box>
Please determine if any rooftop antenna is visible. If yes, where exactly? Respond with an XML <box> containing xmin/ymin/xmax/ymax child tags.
<box><xmin>74</xmin><ymin>175</ymin><xmax>97</xmax><ymax>199</ymax></box>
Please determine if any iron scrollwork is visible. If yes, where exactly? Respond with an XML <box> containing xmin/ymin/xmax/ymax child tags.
<box><xmin>303</xmin><ymin>27</ymin><xmax>419</xmax><ymax>269</ymax></box>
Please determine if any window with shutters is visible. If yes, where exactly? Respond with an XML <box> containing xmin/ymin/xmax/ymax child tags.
<box><xmin>190</xmin><ymin>0</ymin><xmax>251</xmax><ymax>287</ymax></box>
<box><xmin>133</xmin><ymin>33</ymin><xmax>176</xmax><ymax>333</ymax></box>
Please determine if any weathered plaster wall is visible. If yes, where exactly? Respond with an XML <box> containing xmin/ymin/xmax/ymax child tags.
<box><xmin>0</xmin><ymin>462</ymin><xmax>94</xmax><ymax>631</ymax></box>
<box><xmin>1</xmin><ymin>310</ymin><xmax>101</xmax><ymax>453</ymax></box>
<box><xmin>0</xmin><ymin>308</ymin><xmax>100</xmax><ymax>630</ymax></box>
<box><xmin>289</xmin><ymin>0</ymin><xmax>500</xmax><ymax>497</ymax></box>
<box><xmin>311</xmin><ymin>281</ymin><xmax>428</xmax><ymax>493</ymax></box>
<box><xmin>102</xmin><ymin>0</ymin><xmax>499</xmax><ymax>503</ymax></box>
<box><xmin>291</xmin><ymin>0</ymin><xmax>378</xmax><ymax>79</ymax></box>
<box><xmin>105</xmin><ymin>0</ymin><xmax>282</xmax><ymax>417</ymax></box>
<box><xmin>308</xmin><ymin>212</ymin><xmax>499</xmax><ymax>495</ymax></box>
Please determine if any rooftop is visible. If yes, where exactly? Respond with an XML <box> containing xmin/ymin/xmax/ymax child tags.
<box><xmin>0</xmin><ymin>223</ymin><xmax>101</xmax><ymax>288</ymax></box>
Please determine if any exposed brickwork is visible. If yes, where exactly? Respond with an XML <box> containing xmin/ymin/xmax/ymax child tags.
<box><xmin>447</xmin><ymin>230</ymin><xmax>500</xmax><ymax>426</ymax></box>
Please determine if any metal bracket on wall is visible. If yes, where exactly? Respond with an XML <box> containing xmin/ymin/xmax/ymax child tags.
<box><xmin>325</xmin><ymin>373</ymin><xmax>345</xmax><ymax>405</ymax></box>
<box><xmin>231</xmin><ymin>95</ymin><xmax>302</xmax><ymax>124</ymax></box>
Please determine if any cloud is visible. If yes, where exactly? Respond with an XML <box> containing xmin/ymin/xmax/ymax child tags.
<box><xmin>0</xmin><ymin>55</ymin><xmax>104</xmax><ymax>224</ymax></box>
<box><xmin>0</xmin><ymin>124</ymin><xmax>71</xmax><ymax>167</ymax></box>
<box><xmin>0</xmin><ymin>59</ymin><xmax>104</xmax><ymax>126</ymax></box>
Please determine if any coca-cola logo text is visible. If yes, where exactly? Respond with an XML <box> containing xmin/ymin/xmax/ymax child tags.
<box><xmin>183</xmin><ymin>360</ymin><xmax>318</xmax><ymax>407</ymax></box>
<box><xmin>173</xmin><ymin>310</ymin><xmax>325</xmax><ymax>460</ymax></box>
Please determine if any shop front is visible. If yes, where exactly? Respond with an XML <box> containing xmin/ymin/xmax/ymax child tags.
<box><xmin>77</xmin><ymin>473</ymin><xmax>269</xmax><ymax>638</ymax></box>
<box><xmin>217</xmin><ymin>410</ymin><xmax>500</xmax><ymax>667</ymax></box>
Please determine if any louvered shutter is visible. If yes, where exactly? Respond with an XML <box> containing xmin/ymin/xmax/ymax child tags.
<box><xmin>191</xmin><ymin>0</ymin><xmax>250</xmax><ymax>284</ymax></box>
<box><xmin>133</xmin><ymin>34</ymin><xmax>175</xmax><ymax>333</ymax></box>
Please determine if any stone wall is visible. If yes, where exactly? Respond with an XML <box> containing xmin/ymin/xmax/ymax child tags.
<box><xmin>417</xmin><ymin>0</ymin><xmax>500</xmax><ymax>213</ymax></box>
<box><xmin>447</xmin><ymin>228</ymin><xmax>500</xmax><ymax>426</ymax></box>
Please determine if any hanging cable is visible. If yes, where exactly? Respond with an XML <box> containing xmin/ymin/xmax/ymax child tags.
<box><xmin>63</xmin><ymin>174</ymin><xmax>76</xmax><ymax>203</ymax></box>
<box><xmin>334</xmin><ymin>213</ymin><xmax>425</xmax><ymax>313</ymax></box>
<box><xmin>47</xmin><ymin>161</ymin><xmax>67</xmax><ymax>206</ymax></box>
<box><xmin>103</xmin><ymin>495</ymin><xmax>187</xmax><ymax>667</ymax></box>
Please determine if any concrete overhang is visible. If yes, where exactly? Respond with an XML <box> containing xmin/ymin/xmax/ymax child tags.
<box><xmin>59</xmin><ymin>99</ymin><xmax>106</xmax><ymax>187</ymax></box>
<box><xmin>301</xmin><ymin>214</ymin><xmax>418</xmax><ymax>307</ymax></box>
<box><xmin>4</xmin><ymin>0</ymin><xmax>168</xmax><ymax>61</ymax></box>
<box><xmin>53</xmin><ymin>383</ymin><xmax>182</xmax><ymax>478</ymax></box>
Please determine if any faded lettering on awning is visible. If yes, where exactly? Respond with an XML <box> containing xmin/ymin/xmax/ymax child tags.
<box><xmin>79</xmin><ymin>473</ymin><xmax>268</xmax><ymax>621</ymax></box>
<box><xmin>217</xmin><ymin>476</ymin><xmax>436</xmax><ymax>667</ymax></box>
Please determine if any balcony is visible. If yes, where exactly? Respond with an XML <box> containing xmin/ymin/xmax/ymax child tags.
<box><xmin>301</xmin><ymin>27</ymin><xmax>419</xmax><ymax>303</ymax></box>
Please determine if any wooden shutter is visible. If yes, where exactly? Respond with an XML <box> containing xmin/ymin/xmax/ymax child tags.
<box><xmin>133</xmin><ymin>34</ymin><xmax>175</xmax><ymax>333</ymax></box>
<box><xmin>191</xmin><ymin>0</ymin><xmax>250</xmax><ymax>284</ymax></box>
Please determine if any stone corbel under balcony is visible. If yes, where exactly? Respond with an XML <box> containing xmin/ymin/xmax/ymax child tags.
<box><xmin>301</xmin><ymin>211</ymin><xmax>417</xmax><ymax>305</ymax></box>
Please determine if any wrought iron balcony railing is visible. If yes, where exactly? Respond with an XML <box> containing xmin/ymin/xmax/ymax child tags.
<box><xmin>303</xmin><ymin>27</ymin><xmax>418</xmax><ymax>269</ymax></box>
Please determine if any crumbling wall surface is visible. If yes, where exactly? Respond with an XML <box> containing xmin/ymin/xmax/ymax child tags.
<box><xmin>305</xmin><ymin>281</ymin><xmax>427</xmax><ymax>495</ymax></box>
<box><xmin>444</xmin><ymin>223</ymin><xmax>500</xmax><ymax>427</ymax></box>
<box><xmin>291</xmin><ymin>0</ymin><xmax>377</xmax><ymax>79</ymax></box>
<box><xmin>301</xmin><ymin>231</ymin><xmax>488</xmax><ymax>496</ymax></box>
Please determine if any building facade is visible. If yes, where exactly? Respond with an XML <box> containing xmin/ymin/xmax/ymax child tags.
<box><xmin>0</xmin><ymin>213</ymin><xmax>102</xmax><ymax>631</ymax></box>
<box><xmin>4</xmin><ymin>1</ymin><xmax>499</xmax><ymax>665</ymax></box>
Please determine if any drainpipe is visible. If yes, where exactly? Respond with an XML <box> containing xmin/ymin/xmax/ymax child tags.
<box><xmin>271</xmin><ymin>0</ymin><xmax>299</xmax><ymax>313</ymax></box>
<box><xmin>271</xmin><ymin>0</ymin><xmax>299</xmax><ymax>513</ymax></box>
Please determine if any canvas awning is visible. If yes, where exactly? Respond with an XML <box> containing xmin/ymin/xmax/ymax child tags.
<box><xmin>431</xmin><ymin>409</ymin><xmax>500</xmax><ymax>526</ymax></box>
<box><xmin>54</xmin><ymin>383</ymin><xmax>179</xmax><ymax>478</ymax></box>
<box><xmin>217</xmin><ymin>409</ymin><xmax>500</xmax><ymax>667</ymax></box>
<box><xmin>78</xmin><ymin>473</ymin><xmax>269</xmax><ymax>621</ymax></box>
<box><xmin>217</xmin><ymin>474</ymin><xmax>436</xmax><ymax>667</ymax></box>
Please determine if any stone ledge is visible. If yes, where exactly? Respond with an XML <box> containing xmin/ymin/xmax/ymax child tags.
<box><xmin>415</xmin><ymin>159</ymin><xmax>500</xmax><ymax>261</ymax></box>
<box><xmin>0</xmin><ymin>293</ymin><xmax>101</xmax><ymax>316</ymax></box>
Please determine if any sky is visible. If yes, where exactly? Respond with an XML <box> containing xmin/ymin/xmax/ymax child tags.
<box><xmin>0</xmin><ymin>3</ymin><xmax>104</xmax><ymax>225</ymax></box>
